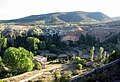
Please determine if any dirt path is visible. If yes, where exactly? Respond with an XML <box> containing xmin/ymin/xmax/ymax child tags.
<box><xmin>2</xmin><ymin>64</ymin><xmax>66</xmax><ymax>82</ymax></box>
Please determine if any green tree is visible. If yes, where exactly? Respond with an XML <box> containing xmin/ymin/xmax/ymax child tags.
<box><xmin>0</xmin><ymin>38</ymin><xmax>7</xmax><ymax>49</ymax></box>
<box><xmin>103</xmin><ymin>51</ymin><xmax>107</xmax><ymax>61</ymax></box>
<box><xmin>90</xmin><ymin>46</ymin><xmax>95</xmax><ymax>61</ymax></box>
<box><xmin>27</xmin><ymin>28</ymin><xmax>43</xmax><ymax>37</ymax></box>
<box><xmin>3</xmin><ymin>47</ymin><xmax>34</xmax><ymax>72</ymax></box>
<box><xmin>26</xmin><ymin>37</ymin><xmax>40</xmax><ymax>51</ymax></box>
<box><xmin>1</xmin><ymin>28</ymin><xmax>15</xmax><ymax>46</ymax></box>
<box><xmin>38</xmin><ymin>41</ymin><xmax>46</xmax><ymax>50</ymax></box>
<box><xmin>49</xmin><ymin>44</ymin><xmax>58</xmax><ymax>54</ymax></box>
<box><xmin>98</xmin><ymin>47</ymin><xmax>104</xmax><ymax>61</ymax></box>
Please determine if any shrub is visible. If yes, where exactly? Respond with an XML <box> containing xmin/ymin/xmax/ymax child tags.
<box><xmin>72</xmin><ymin>70</ymin><xmax>83</xmax><ymax>75</ymax></box>
<box><xmin>73</xmin><ymin>56</ymin><xmax>81</xmax><ymax>64</ymax></box>
<box><xmin>78</xmin><ymin>59</ymin><xmax>87</xmax><ymax>65</ymax></box>
<box><xmin>60</xmin><ymin>71</ymin><xmax>72</xmax><ymax>82</ymax></box>
<box><xmin>0</xmin><ymin>80</ymin><xmax>5</xmax><ymax>82</ymax></box>
<box><xmin>52</xmin><ymin>70</ymin><xmax>61</xmax><ymax>82</ymax></box>
<box><xmin>77</xmin><ymin>64</ymin><xmax>82</xmax><ymax>70</ymax></box>
<box><xmin>34</xmin><ymin>62</ymin><xmax>42</xmax><ymax>70</ymax></box>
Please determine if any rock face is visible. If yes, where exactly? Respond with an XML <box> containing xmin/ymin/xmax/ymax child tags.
<box><xmin>86</xmin><ymin>27</ymin><xmax>120</xmax><ymax>42</ymax></box>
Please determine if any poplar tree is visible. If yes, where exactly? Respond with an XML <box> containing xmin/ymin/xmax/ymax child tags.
<box><xmin>98</xmin><ymin>47</ymin><xmax>104</xmax><ymax>61</ymax></box>
<box><xmin>90</xmin><ymin>46</ymin><xmax>95</xmax><ymax>61</ymax></box>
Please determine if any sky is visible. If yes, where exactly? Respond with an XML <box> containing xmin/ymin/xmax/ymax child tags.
<box><xmin>0</xmin><ymin>0</ymin><xmax>120</xmax><ymax>20</ymax></box>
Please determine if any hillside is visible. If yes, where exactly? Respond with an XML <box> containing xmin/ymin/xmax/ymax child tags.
<box><xmin>113</xmin><ymin>17</ymin><xmax>120</xmax><ymax>21</ymax></box>
<box><xmin>0</xmin><ymin>11</ymin><xmax>112</xmax><ymax>24</ymax></box>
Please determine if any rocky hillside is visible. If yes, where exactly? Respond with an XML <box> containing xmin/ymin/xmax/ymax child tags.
<box><xmin>0</xmin><ymin>11</ymin><xmax>112</xmax><ymax>24</ymax></box>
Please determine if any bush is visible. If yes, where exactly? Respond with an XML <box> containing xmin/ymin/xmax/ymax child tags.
<box><xmin>73</xmin><ymin>56</ymin><xmax>81</xmax><ymax>64</ymax></box>
<box><xmin>52</xmin><ymin>70</ymin><xmax>61</xmax><ymax>82</ymax></box>
<box><xmin>0</xmin><ymin>80</ymin><xmax>5</xmax><ymax>82</ymax></box>
<box><xmin>72</xmin><ymin>70</ymin><xmax>83</xmax><ymax>76</ymax></box>
<box><xmin>77</xmin><ymin>64</ymin><xmax>82</xmax><ymax>70</ymax></box>
<box><xmin>78</xmin><ymin>59</ymin><xmax>87</xmax><ymax>65</ymax></box>
<box><xmin>34</xmin><ymin>62</ymin><xmax>42</xmax><ymax>70</ymax></box>
<box><xmin>73</xmin><ymin>57</ymin><xmax>86</xmax><ymax>65</ymax></box>
<box><xmin>60</xmin><ymin>71</ymin><xmax>72</xmax><ymax>82</ymax></box>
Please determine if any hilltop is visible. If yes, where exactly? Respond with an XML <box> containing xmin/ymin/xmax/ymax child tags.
<box><xmin>0</xmin><ymin>11</ymin><xmax>112</xmax><ymax>24</ymax></box>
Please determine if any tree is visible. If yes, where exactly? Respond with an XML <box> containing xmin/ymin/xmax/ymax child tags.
<box><xmin>0</xmin><ymin>38</ymin><xmax>7</xmax><ymax>50</ymax></box>
<box><xmin>98</xmin><ymin>47</ymin><xmax>104</xmax><ymax>61</ymax></box>
<box><xmin>103</xmin><ymin>51</ymin><xmax>107</xmax><ymax>61</ymax></box>
<box><xmin>49</xmin><ymin>44</ymin><xmax>58</xmax><ymax>54</ymax></box>
<box><xmin>100</xmin><ymin>51</ymin><xmax>107</xmax><ymax>65</ymax></box>
<box><xmin>90</xmin><ymin>46</ymin><xmax>95</xmax><ymax>61</ymax></box>
<box><xmin>3</xmin><ymin>47</ymin><xmax>34</xmax><ymax>72</ymax></box>
<box><xmin>26</xmin><ymin>37</ymin><xmax>40</xmax><ymax>51</ymax></box>
<box><xmin>0</xmin><ymin>38</ymin><xmax>7</xmax><ymax>56</ymax></box>
<box><xmin>1</xmin><ymin>28</ymin><xmax>15</xmax><ymax>46</ymax></box>
<box><xmin>38</xmin><ymin>41</ymin><xmax>46</xmax><ymax>50</ymax></box>
<box><xmin>27</xmin><ymin>28</ymin><xmax>43</xmax><ymax>37</ymax></box>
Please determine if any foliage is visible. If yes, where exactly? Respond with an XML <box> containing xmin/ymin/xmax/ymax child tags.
<box><xmin>108</xmin><ymin>50</ymin><xmax>120</xmax><ymax>62</ymax></box>
<box><xmin>77</xmin><ymin>34</ymin><xmax>98</xmax><ymax>46</ymax></box>
<box><xmin>26</xmin><ymin>37</ymin><xmax>40</xmax><ymax>51</ymax></box>
<box><xmin>0</xmin><ymin>57</ymin><xmax>4</xmax><ymax>72</ymax></box>
<box><xmin>74</xmin><ymin>56</ymin><xmax>81</xmax><ymax>63</ymax></box>
<box><xmin>38</xmin><ymin>41</ymin><xmax>46</xmax><ymax>50</ymax></box>
<box><xmin>60</xmin><ymin>71</ymin><xmax>72</xmax><ymax>82</ymax></box>
<box><xmin>49</xmin><ymin>44</ymin><xmax>59</xmax><ymax>54</ymax></box>
<box><xmin>0</xmin><ymin>38</ymin><xmax>7</xmax><ymax>49</ymax></box>
<box><xmin>34</xmin><ymin>62</ymin><xmax>42</xmax><ymax>70</ymax></box>
<box><xmin>90</xmin><ymin>46</ymin><xmax>95</xmax><ymax>61</ymax></box>
<box><xmin>27</xmin><ymin>28</ymin><xmax>43</xmax><ymax>37</ymax></box>
<box><xmin>77</xmin><ymin>63</ymin><xmax>82</xmax><ymax>70</ymax></box>
<box><xmin>97</xmin><ymin>47</ymin><xmax>104</xmax><ymax>61</ymax></box>
<box><xmin>0</xmin><ymin>38</ymin><xmax>7</xmax><ymax>55</ymax></box>
<box><xmin>14</xmin><ymin>34</ymin><xmax>27</xmax><ymax>47</ymax></box>
<box><xmin>0</xmin><ymin>80</ymin><xmax>5</xmax><ymax>82</ymax></box>
<box><xmin>72</xmin><ymin>70</ymin><xmax>83</xmax><ymax>75</ymax></box>
<box><xmin>3</xmin><ymin>47</ymin><xmax>34</xmax><ymax>72</ymax></box>
<box><xmin>52</xmin><ymin>70</ymin><xmax>61</xmax><ymax>82</ymax></box>
<box><xmin>73</xmin><ymin>56</ymin><xmax>86</xmax><ymax>65</ymax></box>
<box><xmin>79</xmin><ymin>59</ymin><xmax>87</xmax><ymax>65</ymax></box>
<box><xmin>52</xmin><ymin>70</ymin><xmax>72</xmax><ymax>82</ymax></box>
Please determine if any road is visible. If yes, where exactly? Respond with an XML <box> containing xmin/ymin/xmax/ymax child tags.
<box><xmin>2</xmin><ymin>64</ymin><xmax>66</xmax><ymax>82</ymax></box>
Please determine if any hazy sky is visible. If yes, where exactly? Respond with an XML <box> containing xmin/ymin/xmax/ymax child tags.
<box><xmin>0</xmin><ymin>0</ymin><xmax>120</xmax><ymax>20</ymax></box>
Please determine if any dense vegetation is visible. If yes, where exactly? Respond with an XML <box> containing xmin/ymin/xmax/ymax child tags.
<box><xmin>0</xmin><ymin>26</ymin><xmax>120</xmax><ymax>81</ymax></box>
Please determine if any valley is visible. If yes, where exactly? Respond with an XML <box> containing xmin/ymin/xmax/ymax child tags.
<box><xmin>0</xmin><ymin>11</ymin><xmax>120</xmax><ymax>82</ymax></box>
